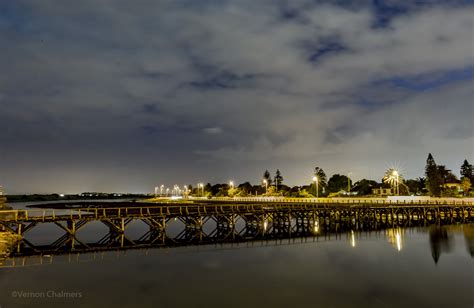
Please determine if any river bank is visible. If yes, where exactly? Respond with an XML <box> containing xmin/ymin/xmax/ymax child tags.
<box><xmin>4</xmin><ymin>194</ymin><xmax>148</xmax><ymax>203</ymax></box>
<box><xmin>0</xmin><ymin>231</ymin><xmax>21</xmax><ymax>265</ymax></box>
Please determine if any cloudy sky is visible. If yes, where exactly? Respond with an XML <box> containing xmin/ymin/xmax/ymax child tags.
<box><xmin>0</xmin><ymin>0</ymin><xmax>473</xmax><ymax>193</ymax></box>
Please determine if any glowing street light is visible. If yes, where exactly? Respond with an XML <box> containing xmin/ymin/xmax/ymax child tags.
<box><xmin>229</xmin><ymin>181</ymin><xmax>234</xmax><ymax>189</ymax></box>
<box><xmin>312</xmin><ymin>176</ymin><xmax>319</xmax><ymax>198</ymax></box>
<box><xmin>160</xmin><ymin>185</ymin><xmax>164</xmax><ymax>195</ymax></box>
<box><xmin>384</xmin><ymin>168</ymin><xmax>402</xmax><ymax>196</ymax></box>
<box><xmin>262</xmin><ymin>179</ymin><xmax>268</xmax><ymax>194</ymax></box>
<box><xmin>154</xmin><ymin>186</ymin><xmax>159</xmax><ymax>197</ymax></box>
<box><xmin>198</xmin><ymin>183</ymin><xmax>204</xmax><ymax>197</ymax></box>
<box><xmin>392</xmin><ymin>170</ymin><xmax>400</xmax><ymax>196</ymax></box>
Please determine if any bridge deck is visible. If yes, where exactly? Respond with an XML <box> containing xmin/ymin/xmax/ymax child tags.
<box><xmin>1</xmin><ymin>202</ymin><xmax>474</xmax><ymax>223</ymax></box>
<box><xmin>0</xmin><ymin>202</ymin><xmax>472</xmax><ymax>262</ymax></box>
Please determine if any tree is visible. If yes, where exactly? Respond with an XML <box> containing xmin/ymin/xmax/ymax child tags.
<box><xmin>460</xmin><ymin>159</ymin><xmax>473</xmax><ymax>182</ymax></box>
<box><xmin>286</xmin><ymin>186</ymin><xmax>302</xmax><ymax>197</ymax></box>
<box><xmin>461</xmin><ymin>177</ymin><xmax>471</xmax><ymax>196</ymax></box>
<box><xmin>265</xmin><ymin>185</ymin><xmax>282</xmax><ymax>196</ymax></box>
<box><xmin>425</xmin><ymin>153</ymin><xmax>442</xmax><ymax>197</ymax></box>
<box><xmin>405</xmin><ymin>178</ymin><xmax>425</xmax><ymax>195</ymax></box>
<box><xmin>352</xmin><ymin>179</ymin><xmax>378</xmax><ymax>195</ymax></box>
<box><xmin>417</xmin><ymin>177</ymin><xmax>428</xmax><ymax>194</ymax></box>
<box><xmin>263</xmin><ymin>170</ymin><xmax>272</xmax><ymax>186</ymax></box>
<box><xmin>313</xmin><ymin>167</ymin><xmax>327</xmax><ymax>196</ymax></box>
<box><xmin>274</xmin><ymin>169</ymin><xmax>283</xmax><ymax>190</ymax></box>
<box><xmin>238</xmin><ymin>182</ymin><xmax>253</xmax><ymax>196</ymax></box>
<box><xmin>327</xmin><ymin>174</ymin><xmax>351</xmax><ymax>193</ymax></box>
<box><xmin>437</xmin><ymin>165</ymin><xmax>458</xmax><ymax>184</ymax></box>
<box><xmin>313</xmin><ymin>167</ymin><xmax>327</xmax><ymax>186</ymax></box>
<box><xmin>227</xmin><ymin>186</ymin><xmax>237</xmax><ymax>197</ymax></box>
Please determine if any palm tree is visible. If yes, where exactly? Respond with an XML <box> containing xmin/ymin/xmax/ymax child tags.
<box><xmin>314</xmin><ymin>167</ymin><xmax>327</xmax><ymax>187</ymax></box>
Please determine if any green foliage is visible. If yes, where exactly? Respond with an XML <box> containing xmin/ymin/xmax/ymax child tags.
<box><xmin>440</xmin><ymin>187</ymin><xmax>461</xmax><ymax>198</ymax></box>
<box><xmin>264</xmin><ymin>186</ymin><xmax>282</xmax><ymax>196</ymax></box>
<box><xmin>227</xmin><ymin>187</ymin><xmax>238</xmax><ymax>197</ymax></box>
<box><xmin>295</xmin><ymin>188</ymin><xmax>314</xmax><ymax>198</ymax></box>
<box><xmin>461</xmin><ymin>177</ymin><xmax>471</xmax><ymax>196</ymax></box>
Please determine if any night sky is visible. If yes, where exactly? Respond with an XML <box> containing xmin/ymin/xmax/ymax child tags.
<box><xmin>0</xmin><ymin>0</ymin><xmax>473</xmax><ymax>194</ymax></box>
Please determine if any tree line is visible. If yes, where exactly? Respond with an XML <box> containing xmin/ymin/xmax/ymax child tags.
<box><xmin>187</xmin><ymin>154</ymin><xmax>473</xmax><ymax>198</ymax></box>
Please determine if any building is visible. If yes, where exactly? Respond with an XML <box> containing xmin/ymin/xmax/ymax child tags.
<box><xmin>443</xmin><ymin>182</ymin><xmax>463</xmax><ymax>192</ymax></box>
<box><xmin>372</xmin><ymin>187</ymin><xmax>393</xmax><ymax>196</ymax></box>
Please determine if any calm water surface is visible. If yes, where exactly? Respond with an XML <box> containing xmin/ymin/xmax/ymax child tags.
<box><xmin>1</xmin><ymin>202</ymin><xmax>473</xmax><ymax>308</ymax></box>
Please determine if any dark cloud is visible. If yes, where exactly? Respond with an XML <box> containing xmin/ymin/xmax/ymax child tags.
<box><xmin>0</xmin><ymin>0</ymin><xmax>472</xmax><ymax>193</ymax></box>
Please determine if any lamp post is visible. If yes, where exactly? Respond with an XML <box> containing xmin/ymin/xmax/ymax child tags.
<box><xmin>198</xmin><ymin>183</ymin><xmax>204</xmax><ymax>197</ymax></box>
<box><xmin>262</xmin><ymin>179</ymin><xmax>268</xmax><ymax>195</ymax></box>
<box><xmin>313</xmin><ymin>176</ymin><xmax>319</xmax><ymax>198</ymax></box>
<box><xmin>154</xmin><ymin>186</ymin><xmax>159</xmax><ymax>197</ymax></box>
<box><xmin>160</xmin><ymin>185</ymin><xmax>164</xmax><ymax>195</ymax></box>
<box><xmin>393</xmin><ymin>170</ymin><xmax>399</xmax><ymax>195</ymax></box>
<box><xmin>229</xmin><ymin>181</ymin><xmax>234</xmax><ymax>189</ymax></box>
<box><xmin>348</xmin><ymin>172</ymin><xmax>352</xmax><ymax>195</ymax></box>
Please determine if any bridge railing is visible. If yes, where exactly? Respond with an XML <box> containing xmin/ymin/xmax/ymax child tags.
<box><xmin>1</xmin><ymin>200</ymin><xmax>473</xmax><ymax>222</ymax></box>
<box><xmin>0</xmin><ymin>204</ymin><xmax>305</xmax><ymax>221</ymax></box>
<box><xmin>207</xmin><ymin>197</ymin><xmax>474</xmax><ymax>206</ymax></box>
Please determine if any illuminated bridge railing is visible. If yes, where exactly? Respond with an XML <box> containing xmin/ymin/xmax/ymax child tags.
<box><xmin>0</xmin><ymin>203</ymin><xmax>322</xmax><ymax>222</ymax></box>
<box><xmin>201</xmin><ymin>197</ymin><xmax>474</xmax><ymax>206</ymax></box>
<box><xmin>1</xmin><ymin>202</ymin><xmax>473</xmax><ymax>224</ymax></box>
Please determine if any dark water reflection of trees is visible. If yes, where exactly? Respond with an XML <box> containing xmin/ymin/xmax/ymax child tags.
<box><xmin>429</xmin><ymin>225</ymin><xmax>474</xmax><ymax>263</ymax></box>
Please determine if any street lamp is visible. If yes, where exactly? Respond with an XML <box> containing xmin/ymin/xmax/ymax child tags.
<box><xmin>154</xmin><ymin>186</ymin><xmax>159</xmax><ymax>197</ymax></box>
<box><xmin>312</xmin><ymin>176</ymin><xmax>319</xmax><ymax>198</ymax></box>
<box><xmin>262</xmin><ymin>179</ymin><xmax>268</xmax><ymax>195</ymax></box>
<box><xmin>229</xmin><ymin>181</ymin><xmax>234</xmax><ymax>189</ymax></box>
<box><xmin>198</xmin><ymin>183</ymin><xmax>204</xmax><ymax>197</ymax></box>
<box><xmin>392</xmin><ymin>170</ymin><xmax>399</xmax><ymax>195</ymax></box>
<box><xmin>160</xmin><ymin>185</ymin><xmax>164</xmax><ymax>195</ymax></box>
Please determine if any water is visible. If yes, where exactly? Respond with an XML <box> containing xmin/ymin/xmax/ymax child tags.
<box><xmin>1</xmin><ymin>202</ymin><xmax>473</xmax><ymax>308</ymax></box>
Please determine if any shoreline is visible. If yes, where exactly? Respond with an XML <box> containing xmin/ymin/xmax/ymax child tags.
<box><xmin>0</xmin><ymin>231</ymin><xmax>21</xmax><ymax>265</ymax></box>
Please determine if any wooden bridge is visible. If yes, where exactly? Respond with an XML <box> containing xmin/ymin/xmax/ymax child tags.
<box><xmin>0</xmin><ymin>201</ymin><xmax>473</xmax><ymax>259</ymax></box>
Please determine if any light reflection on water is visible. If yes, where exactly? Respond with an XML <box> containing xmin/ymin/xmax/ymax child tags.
<box><xmin>0</xmin><ymin>224</ymin><xmax>472</xmax><ymax>308</ymax></box>
<box><xmin>1</xmin><ymin>202</ymin><xmax>473</xmax><ymax>308</ymax></box>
